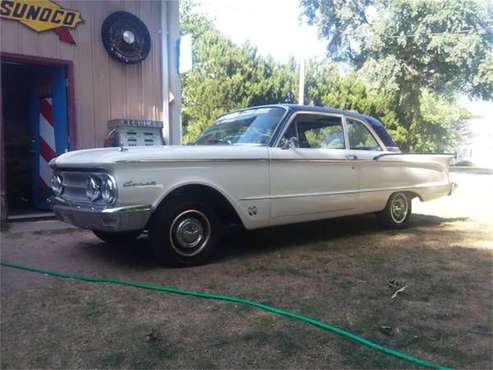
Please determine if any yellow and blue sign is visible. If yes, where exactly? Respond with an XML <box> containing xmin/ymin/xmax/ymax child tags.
<box><xmin>1</xmin><ymin>0</ymin><xmax>83</xmax><ymax>43</ymax></box>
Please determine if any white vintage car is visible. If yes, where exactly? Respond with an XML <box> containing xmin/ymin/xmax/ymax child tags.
<box><xmin>49</xmin><ymin>105</ymin><xmax>456</xmax><ymax>266</ymax></box>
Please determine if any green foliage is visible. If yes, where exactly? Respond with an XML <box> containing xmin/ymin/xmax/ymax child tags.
<box><xmin>411</xmin><ymin>89</ymin><xmax>470</xmax><ymax>152</ymax></box>
<box><xmin>304</xmin><ymin>62</ymin><xmax>404</xmax><ymax>146</ymax></box>
<box><xmin>181</xmin><ymin>1</ymin><xmax>473</xmax><ymax>152</ymax></box>
<box><xmin>300</xmin><ymin>0</ymin><xmax>493</xmax><ymax>98</ymax></box>
<box><xmin>473</xmin><ymin>52</ymin><xmax>493</xmax><ymax>100</ymax></box>
<box><xmin>299</xmin><ymin>0</ymin><xmax>492</xmax><ymax>151</ymax></box>
<box><xmin>180</xmin><ymin>2</ymin><xmax>296</xmax><ymax>143</ymax></box>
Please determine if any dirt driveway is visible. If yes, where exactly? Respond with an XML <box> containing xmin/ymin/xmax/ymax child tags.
<box><xmin>1</xmin><ymin>171</ymin><xmax>492</xmax><ymax>369</ymax></box>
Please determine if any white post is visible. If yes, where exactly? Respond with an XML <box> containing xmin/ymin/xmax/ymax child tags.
<box><xmin>167</xmin><ymin>0</ymin><xmax>182</xmax><ymax>145</ymax></box>
<box><xmin>298</xmin><ymin>58</ymin><xmax>305</xmax><ymax>105</ymax></box>
<box><xmin>160</xmin><ymin>0</ymin><xmax>170</xmax><ymax>144</ymax></box>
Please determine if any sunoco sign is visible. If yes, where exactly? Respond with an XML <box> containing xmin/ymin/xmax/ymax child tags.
<box><xmin>0</xmin><ymin>0</ymin><xmax>83</xmax><ymax>43</ymax></box>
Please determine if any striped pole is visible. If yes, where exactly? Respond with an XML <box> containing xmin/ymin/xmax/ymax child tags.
<box><xmin>39</xmin><ymin>97</ymin><xmax>56</xmax><ymax>188</ymax></box>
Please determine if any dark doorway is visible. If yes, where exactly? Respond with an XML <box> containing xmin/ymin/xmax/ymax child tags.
<box><xmin>1</xmin><ymin>60</ymin><xmax>69</xmax><ymax>218</ymax></box>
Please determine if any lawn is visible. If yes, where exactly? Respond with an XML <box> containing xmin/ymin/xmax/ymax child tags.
<box><xmin>1</xmin><ymin>209</ymin><xmax>492</xmax><ymax>369</ymax></box>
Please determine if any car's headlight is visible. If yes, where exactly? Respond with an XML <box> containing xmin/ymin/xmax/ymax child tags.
<box><xmin>86</xmin><ymin>174</ymin><xmax>117</xmax><ymax>204</ymax></box>
<box><xmin>101</xmin><ymin>175</ymin><xmax>117</xmax><ymax>205</ymax></box>
<box><xmin>50</xmin><ymin>174</ymin><xmax>64</xmax><ymax>196</ymax></box>
<box><xmin>86</xmin><ymin>175</ymin><xmax>102</xmax><ymax>202</ymax></box>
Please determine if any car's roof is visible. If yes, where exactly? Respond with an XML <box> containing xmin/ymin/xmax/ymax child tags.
<box><xmin>271</xmin><ymin>103</ymin><xmax>375</xmax><ymax>121</ymax></box>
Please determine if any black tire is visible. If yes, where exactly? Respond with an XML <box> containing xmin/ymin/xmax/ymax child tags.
<box><xmin>376</xmin><ymin>192</ymin><xmax>412</xmax><ymax>229</ymax></box>
<box><xmin>93</xmin><ymin>230</ymin><xmax>142</xmax><ymax>244</ymax></box>
<box><xmin>149</xmin><ymin>197</ymin><xmax>221</xmax><ymax>267</ymax></box>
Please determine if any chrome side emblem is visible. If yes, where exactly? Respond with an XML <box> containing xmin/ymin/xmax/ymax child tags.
<box><xmin>123</xmin><ymin>180</ymin><xmax>157</xmax><ymax>187</ymax></box>
<box><xmin>248</xmin><ymin>206</ymin><xmax>258</xmax><ymax>216</ymax></box>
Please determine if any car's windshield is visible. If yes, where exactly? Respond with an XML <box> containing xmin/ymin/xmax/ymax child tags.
<box><xmin>194</xmin><ymin>107</ymin><xmax>286</xmax><ymax>146</ymax></box>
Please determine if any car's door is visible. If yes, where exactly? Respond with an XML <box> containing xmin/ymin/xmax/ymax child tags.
<box><xmin>268</xmin><ymin>112</ymin><xmax>359</xmax><ymax>223</ymax></box>
<box><xmin>344</xmin><ymin>116</ymin><xmax>388</xmax><ymax>213</ymax></box>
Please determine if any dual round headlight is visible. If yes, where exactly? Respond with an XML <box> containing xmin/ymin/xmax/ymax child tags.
<box><xmin>50</xmin><ymin>174</ymin><xmax>64</xmax><ymax>196</ymax></box>
<box><xmin>86</xmin><ymin>174</ymin><xmax>117</xmax><ymax>205</ymax></box>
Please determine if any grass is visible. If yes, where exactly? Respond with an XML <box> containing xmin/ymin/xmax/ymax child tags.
<box><xmin>1</xmin><ymin>214</ymin><xmax>492</xmax><ymax>369</ymax></box>
<box><xmin>99</xmin><ymin>353</ymin><xmax>125</xmax><ymax>368</ymax></box>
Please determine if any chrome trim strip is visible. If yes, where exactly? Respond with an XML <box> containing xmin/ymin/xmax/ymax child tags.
<box><xmin>115</xmin><ymin>158</ymin><xmax>269</xmax><ymax>164</ymax></box>
<box><xmin>373</xmin><ymin>153</ymin><xmax>455</xmax><ymax>160</ymax></box>
<box><xmin>240</xmin><ymin>182</ymin><xmax>450</xmax><ymax>201</ymax></box>
<box><xmin>269</xmin><ymin>158</ymin><xmax>372</xmax><ymax>163</ymax></box>
<box><xmin>272</xmin><ymin>207</ymin><xmax>355</xmax><ymax>219</ymax></box>
<box><xmin>101</xmin><ymin>204</ymin><xmax>153</xmax><ymax>214</ymax></box>
<box><xmin>242</xmin><ymin>190</ymin><xmax>358</xmax><ymax>201</ymax></box>
<box><xmin>342</xmin><ymin>115</ymin><xmax>350</xmax><ymax>150</ymax></box>
<box><xmin>48</xmin><ymin>197</ymin><xmax>152</xmax><ymax>214</ymax></box>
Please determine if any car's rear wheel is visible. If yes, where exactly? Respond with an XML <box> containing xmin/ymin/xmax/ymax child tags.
<box><xmin>376</xmin><ymin>192</ymin><xmax>412</xmax><ymax>229</ymax></box>
<box><xmin>93</xmin><ymin>230</ymin><xmax>142</xmax><ymax>243</ymax></box>
<box><xmin>149</xmin><ymin>197</ymin><xmax>221</xmax><ymax>266</ymax></box>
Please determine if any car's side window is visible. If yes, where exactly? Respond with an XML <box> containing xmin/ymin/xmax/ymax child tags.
<box><xmin>346</xmin><ymin>118</ymin><xmax>381</xmax><ymax>151</ymax></box>
<box><xmin>281</xmin><ymin>114</ymin><xmax>345</xmax><ymax>149</ymax></box>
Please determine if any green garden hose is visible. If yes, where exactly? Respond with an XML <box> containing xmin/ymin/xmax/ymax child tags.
<box><xmin>1</xmin><ymin>260</ymin><xmax>450</xmax><ymax>370</ymax></box>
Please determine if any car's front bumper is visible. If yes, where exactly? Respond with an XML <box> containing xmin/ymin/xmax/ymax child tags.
<box><xmin>48</xmin><ymin>197</ymin><xmax>153</xmax><ymax>232</ymax></box>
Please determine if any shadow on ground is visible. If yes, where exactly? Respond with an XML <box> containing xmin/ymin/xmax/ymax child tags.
<box><xmin>79</xmin><ymin>213</ymin><xmax>471</xmax><ymax>269</ymax></box>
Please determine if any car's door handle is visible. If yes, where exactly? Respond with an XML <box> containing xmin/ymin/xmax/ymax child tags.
<box><xmin>345</xmin><ymin>154</ymin><xmax>358</xmax><ymax>160</ymax></box>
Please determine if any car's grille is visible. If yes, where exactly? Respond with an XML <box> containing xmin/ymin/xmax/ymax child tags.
<box><xmin>57</xmin><ymin>170</ymin><xmax>106</xmax><ymax>207</ymax></box>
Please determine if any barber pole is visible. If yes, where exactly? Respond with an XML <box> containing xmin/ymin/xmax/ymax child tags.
<box><xmin>39</xmin><ymin>97</ymin><xmax>56</xmax><ymax>188</ymax></box>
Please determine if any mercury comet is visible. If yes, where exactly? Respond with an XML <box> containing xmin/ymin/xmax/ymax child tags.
<box><xmin>48</xmin><ymin>105</ymin><xmax>456</xmax><ymax>266</ymax></box>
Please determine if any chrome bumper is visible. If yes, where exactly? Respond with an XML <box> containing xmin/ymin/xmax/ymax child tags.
<box><xmin>48</xmin><ymin>197</ymin><xmax>153</xmax><ymax>232</ymax></box>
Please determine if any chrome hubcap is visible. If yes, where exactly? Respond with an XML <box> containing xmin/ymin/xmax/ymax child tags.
<box><xmin>169</xmin><ymin>210</ymin><xmax>211</xmax><ymax>257</ymax></box>
<box><xmin>390</xmin><ymin>193</ymin><xmax>409</xmax><ymax>223</ymax></box>
<box><xmin>176</xmin><ymin>218</ymin><xmax>204</xmax><ymax>248</ymax></box>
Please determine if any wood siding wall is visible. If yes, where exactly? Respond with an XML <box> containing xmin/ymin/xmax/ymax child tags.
<box><xmin>0</xmin><ymin>0</ymin><xmax>165</xmax><ymax>149</ymax></box>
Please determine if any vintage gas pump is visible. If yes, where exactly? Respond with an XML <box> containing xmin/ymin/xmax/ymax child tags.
<box><xmin>104</xmin><ymin>119</ymin><xmax>165</xmax><ymax>147</ymax></box>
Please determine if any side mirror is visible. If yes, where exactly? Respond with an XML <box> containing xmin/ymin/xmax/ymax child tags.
<box><xmin>281</xmin><ymin>136</ymin><xmax>299</xmax><ymax>150</ymax></box>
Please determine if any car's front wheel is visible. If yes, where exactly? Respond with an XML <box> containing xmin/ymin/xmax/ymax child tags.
<box><xmin>376</xmin><ymin>192</ymin><xmax>412</xmax><ymax>229</ymax></box>
<box><xmin>149</xmin><ymin>197</ymin><xmax>220</xmax><ymax>266</ymax></box>
<box><xmin>93</xmin><ymin>230</ymin><xmax>142</xmax><ymax>244</ymax></box>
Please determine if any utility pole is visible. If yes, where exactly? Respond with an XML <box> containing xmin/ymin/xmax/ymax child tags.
<box><xmin>298</xmin><ymin>57</ymin><xmax>305</xmax><ymax>105</ymax></box>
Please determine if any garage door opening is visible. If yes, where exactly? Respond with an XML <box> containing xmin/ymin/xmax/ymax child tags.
<box><xmin>1</xmin><ymin>59</ymin><xmax>70</xmax><ymax>219</ymax></box>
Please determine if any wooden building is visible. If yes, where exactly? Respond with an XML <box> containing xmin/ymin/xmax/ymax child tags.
<box><xmin>0</xmin><ymin>0</ymin><xmax>181</xmax><ymax>226</ymax></box>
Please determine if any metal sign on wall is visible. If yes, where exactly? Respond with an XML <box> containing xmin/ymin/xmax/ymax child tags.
<box><xmin>0</xmin><ymin>0</ymin><xmax>83</xmax><ymax>44</ymax></box>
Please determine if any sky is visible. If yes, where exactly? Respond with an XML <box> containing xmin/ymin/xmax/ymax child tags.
<box><xmin>198</xmin><ymin>0</ymin><xmax>327</xmax><ymax>62</ymax></box>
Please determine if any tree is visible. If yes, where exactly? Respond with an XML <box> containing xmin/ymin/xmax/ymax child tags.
<box><xmin>180</xmin><ymin>0</ymin><xmax>471</xmax><ymax>152</ymax></box>
<box><xmin>304</xmin><ymin>61</ymin><xmax>406</xmax><ymax>147</ymax></box>
<box><xmin>300</xmin><ymin>0</ymin><xmax>492</xmax><ymax>151</ymax></box>
<box><xmin>300</xmin><ymin>0</ymin><xmax>492</xmax><ymax>97</ymax></box>
<box><xmin>180</xmin><ymin>1</ymin><xmax>296</xmax><ymax>143</ymax></box>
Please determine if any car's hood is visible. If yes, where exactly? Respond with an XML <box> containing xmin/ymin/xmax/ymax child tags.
<box><xmin>50</xmin><ymin>145</ymin><xmax>269</xmax><ymax>169</ymax></box>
